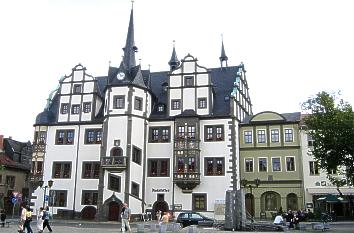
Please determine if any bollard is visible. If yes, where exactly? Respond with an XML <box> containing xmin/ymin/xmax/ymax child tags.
<box><xmin>137</xmin><ymin>223</ymin><xmax>145</xmax><ymax>233</ymax></box>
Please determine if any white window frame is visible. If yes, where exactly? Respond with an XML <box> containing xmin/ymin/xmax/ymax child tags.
<box><xmin>271</xmin><ymin>157</ymin><xmax>282</xmax><ymax>172</ymax></box>
<box><xmin>258</xmin><ymin>157</ymin><xmax>268</xmax><ymax>172</ymax></box>
<box><xmin>285</xmin><ymin>156</ymin><xmax>296</xmax><ymax>172</ymax></box>
<box><xmin>244</xmin><ymin>158</ymin><xmax>254</xmax><ymax>173</ymax></box>
<box><xmin>284</xmin><ymin>128</ymin><xmax>294</xmax><ymax>142</ymax></box>
<box><xmin>257</xmin><ymin>129</ymin><xmax>266</xmax><ymax>144</ymax></box>
<box><xmin>244</xmin><ymin>130</ymin><xmax>253</xmax><ymax>144</ymax></box>
<box><xmin>270</xmin><ymin>128</ymin><xmax>280</xmax><ymax>143</ymax></box>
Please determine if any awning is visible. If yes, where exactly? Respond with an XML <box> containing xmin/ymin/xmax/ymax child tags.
<box><xmin>307</xmin><ymin>187</ymin><xmax>354</xmax><ymax>195</ymax></box>
<box><xmin>317</xmin><ymin>194</ymin><xmax>345</xmax><ymax>203</ymax></box>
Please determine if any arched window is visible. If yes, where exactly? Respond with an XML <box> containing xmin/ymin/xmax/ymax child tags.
<box><xmin>286</xmin><ymin>193</ymin><xmax>298</xmax><ymax>211</ymax></box>
<box><xmin>110</xmin><ymin>147</ymin><xmax>123</xmax><ymax>157</ymax></box>
<box><xmin>261</xmin><ymin>191</ymin><xmax>281</xmax><ymax>212</ymax></box>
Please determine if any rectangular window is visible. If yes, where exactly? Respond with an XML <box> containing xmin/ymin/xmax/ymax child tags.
<box><xmin>259</xmin><ymin>158</ymin><xmax>267</xmax><ymax>172</ymax></box>
<box><xmin>73</xmin><ymin>84</ymin><xmax>82</xmax><ymax>94</ymax></box>
<box><xmin>131</xmin><ymin>182</ymin><xmax>139</xmax><ymax>197</ymax></box>
<box><xmin>85</xmin><ymin>129</ymin><xmax>102</xmax><ymax>144</ymax></box>
<box><xmin>81</xmin><ymin>190</ymin><xmax>98</xmax><ymax>205</ymax></box>
<box><xmin>193</xmin><ymin>193</ymin><xmax>207</xmax><ymax>211</ymax></box>
<box><xmin>284</xmin><ymin>129</ymin><xmax>294</xmax><ymax>142</ymax></box>
<box><xmin>307</xmin><ymin>134</ymin><xmax>314</xmax><ymax>147</ymax></box>
<box><xmin>36</xmin><ymin>161</ymin><xmax>43</xmax><ymax>174</ymax></box>
<box><xmin>113</xmin><ymin>95</ymin><xmax>125</xmax><ymax>109</ymax></box>
<box><xmin>204</xmin><ymin>125</ymin><xmax>224</xmax><ymax>141</ymax></box>
<box><xmin>60</xmin><ymin>103</ymin><xmax>69</xmax><ymax>114</ymax></box>
<box><xmin>149</xmin><ymin>127</ymin><xmax>170</xmax><ymax>143</ymax></box>
<box><xmin>245</xmin><ymin>158</ymin><xmax>253</xmax><ymax>172</ymax></box>
<box><xmin>134</xmin><ymin>97</ymin><xmax>143</xmax><ymax>111</ymax></box>
<box><xmin>171</xmin><ymin>99</ymin><xmax>181</xmax><ymax>110</ymax></box>
<box><xmin>148</xmin><ymin>159</ymin><xmax>170</xmax><ymax>177</ymax></box>
<box><xmin>38</xmin><ymin>131</ymin><xmax>46</xmax><ymax>144</ymax></box>
<box><xmin>108</xmin><ymin>174</ymin><xmax>121</xmax><ymax>192</ymax></box>
<box><xmin>52</xmin><ymin>162</ymin><xmax>71</xmax><ymax>178</ymax></box>
<box><xmin>71</xmin><ymin>104</ymin><xmax>80</xmax><ymax>114</ymax></box>
<box><xmin>132</xmin><ymin>146</ymin><xmax>142</xmax><ymax>165</ymax></box>
<box><xmin>5</xmin><ymin>176</ymin><xmax>15</xmax><ymax>188</ymax></box>
<box><xmin>286</xmin><ymin>157</ymin><xmax>295</xmax><ymax>171</ymax></box>
<box><xmin>187</xmin><ymin>126</ymin><xmax>196</xmax><ymax>139</ymax></box>
<box><xmin>177</xmin><ymin>126</ymin><xmax>185</xmax><ymax>139</ymax></box>
<box><xmin>309</xmin><ymin>161</ymin><xmax>319</xmax><ymax>175</ymax></box>
<box><xmin>257</xmin><ymin>130</ymin><xmax>266</xmax><ymax>143</ymax></box>
<box><xmin>55</xmin><ymin>129</ymin><xmax>75</xmax><ymax>145</ymax></box>
<box><xmin>82</xmin><ymin>162</ymin><xmax>100</xmax><ymax>179</ymax></box>
<box><xmin>49</xmin><ymin>190</ymin><xmax>67</xmax><ymax>207</ymax></box>
<box><xmin>272</xmin><ymin>157</ymin><xmax>281</xmax><ymax>172</ymax></box>
<box><xmin>244</xmin><ymin>131</ymin><xmax>253</xmax><ymax>144</ymax></box>
<box><xmin>184</xmin><ymin>76</ymin><xmax>194</xmax><ymax>86</ymax></box>
<box><xmin>83</xmin><ymin>102</ymin><xmax>91</xmax><ymax>113</ymax></box>
<box><xmin>198</xmin><ymin>98</ymin><xmax>207</xmax><ymax>109</ymax></box>
<box><xmin>205</xmin><ymin>157</ymin><xmax>225</xmax><ymax>176</ymax></box>
<box><xmin>271</xmin><ymin>129</ymin><xmax>279</xmax><ymax>143</ymax></box>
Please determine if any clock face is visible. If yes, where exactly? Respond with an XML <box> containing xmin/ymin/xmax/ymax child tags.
<box><xmin>117</xmin><ymin>72</ymin><xmax>125</xmax><ymax>80</ymax></box>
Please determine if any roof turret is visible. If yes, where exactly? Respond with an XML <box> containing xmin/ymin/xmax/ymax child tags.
<box><xmin>219</xmin><ymin>35</ymin><xmax>228</xmax><ymax>68</ymax></box>
<box><xmin>168</xmin><ymin>41</ymin><xmax>180</xmax><ymax>70</ymax></box>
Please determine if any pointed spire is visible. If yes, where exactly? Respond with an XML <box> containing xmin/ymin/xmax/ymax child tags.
<box><xmin>168</xmin><ymin>40</ymin><xmax>180</xmax><ymax>70</ymax></box>
<box><xmin>122</xmin><ymin>2</ymin><xmax>138</xmax><ymax>71</ymax></box>
<box><xmin>219</xmin><ymin>34</ymin><xmax>228</xmax><ymax>68</ymax></box>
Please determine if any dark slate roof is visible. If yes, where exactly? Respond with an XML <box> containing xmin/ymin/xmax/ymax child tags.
<box><xmin>242</xmin><ymin>112</ymin><xmax>301</xmax><ymax>125</ymax></box>
<box><xmin>0</xmin><ymin>154</ymin><xmax>30</xmax><ymax>171</ymax></box>
<box><xmin>35</xmin><ymin>65</ymin><xmax>241</xmax><ymax>125</ymax></box>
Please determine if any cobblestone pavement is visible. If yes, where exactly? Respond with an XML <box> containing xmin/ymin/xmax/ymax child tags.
<box><xmin>1</xmin><ymin>220</ymin><xmax>354</xmax><ymax>233</ymax></box>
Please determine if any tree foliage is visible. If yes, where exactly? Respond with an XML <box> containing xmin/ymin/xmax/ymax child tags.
<box><xmin>302</xmin><ymin>91</ymin><xmax>354</xmax><ymax>186</ymax></box>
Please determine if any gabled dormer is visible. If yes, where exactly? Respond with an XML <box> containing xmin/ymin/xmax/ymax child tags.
<box><xmin>58</xmin><ymin>64</ymin><xmax>102</xmax><ymax>123</ymax></box>
<box><xmin>168</xmin><ymin>54</ymin><xmax>213</xmax><ymax>117</ymax></box>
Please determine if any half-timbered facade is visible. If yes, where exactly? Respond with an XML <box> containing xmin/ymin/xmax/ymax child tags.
<box><xmin>31</xmin><ymin>6</ymin><xmax>253</xmax><ymax>220</ymax></box>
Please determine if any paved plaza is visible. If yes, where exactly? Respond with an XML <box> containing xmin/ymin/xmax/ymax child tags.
<box><xmin>1</xmin><ymin>219</ymin><xmax>354</xmax><ymax>233</ymax></box>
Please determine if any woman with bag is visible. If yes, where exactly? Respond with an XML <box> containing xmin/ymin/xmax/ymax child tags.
<box><xmin>37</xmin><ymin>207</ymin><xmax>44</xmax><ymax>233</ymax></box>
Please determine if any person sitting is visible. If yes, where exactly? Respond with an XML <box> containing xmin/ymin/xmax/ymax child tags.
<box><xmin>273</xmin><ymin>214</ymin><xmax>284</xmax><ymax>225</ymax></box>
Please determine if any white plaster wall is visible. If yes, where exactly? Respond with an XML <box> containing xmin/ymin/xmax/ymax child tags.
<box><xmin>83</xmin><ymin>81</ymin><xmax>94</xmax><ymax>93</ymax></box>
<box><xmin>182</xmin><ymin>88</ymin><xmax>195</xmax><ymax>110</ymax></box>
<box><xmin>61</xmin><ymin>83</ymin><xmax>71</xmax><ymax>95</ymax></box>
<box><xmin>170</xmin><ymin>75</ymin><xmax>181</xmax><ymax>87</ymax></box>
<box><xmin>73</xmin><ymin>70</ymin><xmax>84</xmax><ymax>81</ymax></box>
<box><xmin>196</xmin><ymin>73</ymin><xmax>208</xmax><ymax>85</ymax></box>
<box><xmin>105</xmin><ymin>117</ymin><xmax>128</xmax><ymax>156</ymax></box>
<box><xmin>183</xmin><ymin>62</ymin><xmax>195</xmax><ymax>73</ymax></box>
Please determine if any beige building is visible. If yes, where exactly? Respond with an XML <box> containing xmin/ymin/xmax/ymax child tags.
<box><xmin>239</xmin><ymin>111</ymin><xmax>304</xmax><ymax>220</ymax></box>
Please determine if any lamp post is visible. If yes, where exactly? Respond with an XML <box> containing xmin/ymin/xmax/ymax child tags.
<box><xmin>39</xmin><ymin>179</ymin><xmax>54</xmax><ymax>208</ymax></box>
<box><xmin>241</xmin><ymin>178</ymin><xmax>261</xmax><ymax>222</ymax></box>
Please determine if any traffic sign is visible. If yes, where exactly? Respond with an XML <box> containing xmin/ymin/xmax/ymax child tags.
<box><xmin>44</xmin><ymin>195</ymin><xmax>49</xmax><ymax>201</ymax></box>
<box><xmin>11</xmin><ymin>197</ymin><xmax>17</xmax><ymax>204</ymax></box>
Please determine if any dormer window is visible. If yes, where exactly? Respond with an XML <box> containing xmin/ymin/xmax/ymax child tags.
<box><xmin>184</xmin><ymin>76</ymin><xmax>194</xmax><ymax>86</ymax></box>
<box><xmin>158</xmin><ymin>105</ymin><xmax>164</xmax><ymax>112</ymax></box>
<box><xmin>73</xmin><ymin>84</ymin><xmax>82</xmax><ymax>94</ymax></box>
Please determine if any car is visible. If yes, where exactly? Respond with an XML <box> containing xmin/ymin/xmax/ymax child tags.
<box><xmin>176</xmin><ymin>212</ymin><xmax>215</xmax><ymax>228</ymax></box>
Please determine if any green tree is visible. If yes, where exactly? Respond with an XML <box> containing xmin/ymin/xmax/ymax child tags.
<box><xmin>302</xmin><ymin>91</ymin><xmax>354</xmax><ymax>186</ymax></box>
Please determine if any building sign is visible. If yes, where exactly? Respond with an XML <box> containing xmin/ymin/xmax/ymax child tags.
<box><xmin>152</xmin><ymin>188</ymin><xmax>170</xmax><ymax>193</ymax></box>
<box><xmin>174</xmin><ymin>204</ymin><xmax>182</xmax><ymax>210</ymax></box>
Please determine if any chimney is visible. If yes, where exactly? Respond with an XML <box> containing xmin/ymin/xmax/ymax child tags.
<box><xmin>0</xmin><ymin>135</ymin><xmax>3</xmax><ymax>151</ymax></box>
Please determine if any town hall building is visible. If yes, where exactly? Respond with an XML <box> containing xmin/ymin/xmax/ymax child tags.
<box><xmin>31</xmin><ymin>5</ymin><xmax>253</xmax><ymax>220</ymax></box>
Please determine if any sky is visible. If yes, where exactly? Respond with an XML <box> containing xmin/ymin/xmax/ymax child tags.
<box><xmin>0</xmin><ymin>0</ymin><xmax>353</xmax><ymax>142</ymax></box>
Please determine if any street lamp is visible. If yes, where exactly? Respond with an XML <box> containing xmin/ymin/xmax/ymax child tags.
<box><xmin>241</xmin><ymin>178</ymin><xmax>261</xmax><ymax>222</ymax></box>
<box><xmin>39</xmin><ymin>179</ymin><xmax>54</xmax><ymax>208</ymax></box>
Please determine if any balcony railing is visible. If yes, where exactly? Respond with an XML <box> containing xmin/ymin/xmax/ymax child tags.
<box><xmin>101</xmin><ymin>156</ymin><xmax>127</xmax><ymax>170</ymax></box>
<box><xmin>174</xmin><ymin>138</ymin><xmax>200</xmax><ymax>150</ymax></box>
<box><xmin>29</xmin><ymin>173</ymin><xmax>43</xmax><ymax>182</ymax></box>
<box><xmin>33</xmin><ymin>144</ymin><xmax>46</xmax><ymax>152</ymax></box>
<box><xmin>173</xmin><ymin>171</ymin><xmax>201</xmax><ymax>192</ymax></box>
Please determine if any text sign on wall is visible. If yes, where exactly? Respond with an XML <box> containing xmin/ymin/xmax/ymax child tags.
<box><xmin>152</xmin><ymin>188</ymin><xmax>170</xmax><ymax>192</ymax></box>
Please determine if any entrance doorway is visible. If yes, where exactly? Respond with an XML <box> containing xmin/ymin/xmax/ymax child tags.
<box><xmin>152</xmin><ymin>200</ymin><xmax>169</xmax><ymax>220</ymax></box>
<box><xmin>245</xmin><ymin>193</ymin><xmax>254</xmax><ymax>217</ymax></box>
<box><xmin>108</xmin><ymin>201</ymin><xmax>120</xmax><ymax>221</ymax></box>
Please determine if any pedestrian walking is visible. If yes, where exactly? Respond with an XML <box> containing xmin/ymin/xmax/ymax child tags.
<box><xmin>18</xmin><ymin>204</ymin><xmax>27</xmax><ymax>233</ymax></box>
<box><xmin>24</xmin><ymin>205</ymin><xmax>33</xmax><ymax>233</ymax></box>
<box><xmin>37</xmin><ymin>207</ymin><xmax>44</xmax><ymax>233</ymax></box>
<box><xmin>121</xmin><ymin>203</ymin><xmax>131</xmax><ymax>233</ymax></box>
<box><xmin>42</xmin><ymin>207</ymin><xmax>53</xmax><ymax>232</ymax></box>
<box><xmin>0</xmin><ymin>209</ymin><xmax>6</xmax><ymax>227</ymax></box>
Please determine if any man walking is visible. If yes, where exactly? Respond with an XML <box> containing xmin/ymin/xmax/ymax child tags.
<box><xmin>121</xmin><ymin>203</ymin><xmax>131</xmax><ymax>233</ymax></box>
<box><xmin>42</xmin><ymin>207</ymin><xmax>53</xmax><ymax>232</ymax></box>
